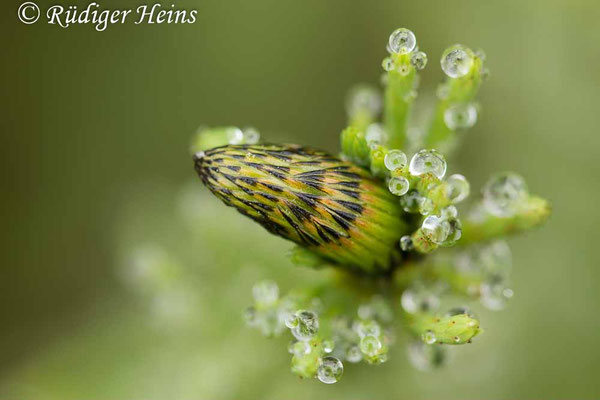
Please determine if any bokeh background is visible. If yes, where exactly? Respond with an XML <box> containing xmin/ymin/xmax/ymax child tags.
<box><xmin>2</xmin><ymin>0</ymin><xmax>600</xmax><ymax>398</ymax></box>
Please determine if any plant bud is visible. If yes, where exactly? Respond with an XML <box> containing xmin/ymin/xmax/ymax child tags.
<box><xmin>194</xmin><ymin>144</ymin><xmax>408</xmax><ymax>273</ymax></box>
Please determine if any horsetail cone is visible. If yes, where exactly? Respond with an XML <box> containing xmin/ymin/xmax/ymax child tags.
<box><xmin>194</xmin><ymin>144</ymin><xmax>408</xmax><ymax>273</ymax></box>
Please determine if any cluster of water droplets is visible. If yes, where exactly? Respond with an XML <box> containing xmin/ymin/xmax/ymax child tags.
<box><xmin>376</xmin><ymin>146</ymin><xmax>473</xmax><ymax>250</ymax></box>
<box><xmin>383</xmin><ymin>149</ymin><xmax>450</xmax><ymax>200</ymax></box>
<box><xmin>191</xmin><ymin>126</ymin><xmax>262</xmax><ymax>152</ymax></box>
<box><xmin>244</xmin><ymin>280</ymin><xmax>289</xmax><ymax>337</ymax></box>
<box><xmin>245</xmin><ymin>282</ymin><xmax>401</xmax><ymax>383</ymax></box>
<box><xmin>421</xmin><ymin>205</ymin><xmax>462</xmax><ymax>246</ymax></box>
<box><xmin>325</xmin><ymin>297</ymin><xmax>393</xmax><ymax>366</ymax></box>
<box><xmin>286</xmin><ymin>310</ymin><xmax>346</xmax><ymax>384</ymax></box>
<box><xmin>225</xmin><ymin>126</ymin><xmax>261</xmax><ymax>145</ymax></box>
<box><xmin>454</xmin><ymin>241</ymin><xmax>514</xmax><ymax>310</ymax></box>
<box><xmin>407</xmin><ymin>151</ymin><xmax>471</xmax><ymax>247</ymax></box>
<box><xmin>384</xmin><ymin>149</ymin><xmax>410</xmax><ymax>196</ymax></box>
<box><xmin>437</xmin><ymin>44</ymin><xmax>486</xmax><ymax>132</ymax></box>
<box><xmin>286</xmin><ymin>309</ymin><xmax>320</xmax><ymax>341</ymax></box>
<box><xmin>382</xmin><ymin>28</ymin><xmax>428</xmax><ymax>75</ymax></box>
<box><xmin>409</xmin><ymin>151</ymin><xmax>451</xmax><ymax>196</ymax></box>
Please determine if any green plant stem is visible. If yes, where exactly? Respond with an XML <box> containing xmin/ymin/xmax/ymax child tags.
<box><xmin>461</xmin><ymin>196</ymin><xmax>551</xmax><ymax>245</ymax></box>
<box><xmin>384</xmin><ymin>53</ymin><xmax>417</xmax><ymax>149</ymax></box>
<box><xmin>423</xmin><ymin>51</ymin><xmax>483</xmax><ymax>150</ymax></box>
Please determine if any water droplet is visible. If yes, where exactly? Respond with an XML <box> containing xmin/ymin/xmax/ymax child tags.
<box><xmin>382</xmin><ymin>57</ymin><xmax>394</xmax><ymax>72</ymax></box>
<box><xmin>388</xmin><ymin>176</ymin><xmax>410</xmax><ymax>196</ymax></box>
<box><xmin>401</xmin><ymin>287</ymin><xmax>440</xmax><ymax>314</ymax></box>
<box><xmin>409</xmin><ymin>149</ymin><xmax>447</xmax><ymax>178</ymax></box>
<box><xmin>354</xmin><ymin>320</ymin><xmax>381</xmax><ymax>338</ymax></box>
<box><xmin>360</xmin><ymin>335</ymin><xmax>382</xmax><ymax>356</ymax></box>
<box><xmin>371</xmin><ymin>352</ymin><xmax>389</xmax><ymax>364</ymax></box>
<box><xmin>444</xmin><ymin>103</ymin><xmax>478</xmax><ymax>130</ymax></box>
<box><xmin>480</xmin><ymin>282</ymin><xmax>513</xmax><ymax>310</ymax></box>
<box><xmin>258</xmin><ymin>308</ymin><xmax>284</xmax><ymax>336</ymax></box>
<box><xmin>442</xmin><ymin>218</ymin><xmax>462</xmax><ymax>245</ymax></box>
<box><xmin>388</xmin><ymin>28</ymin><xmax>417</xmax><ymax>54</ymax></box>
<box><xmin>444</xmin><ymin>306</ymin><xmax>476</xmax><ymax>318</ymax></box>
<box><xmin>226</xmin><ymin>127</ymin><xmax>244</xmax><ymax>144</ymax></box>
<box><xmin>482</xmin><ymin>173</ymin><xmax>528</xmax><ymax>217</ymax></box>
<box><xmin>289</xmin><ymin>340</ymin><xmax>311</xmax><ymax>356</ymax></box>
<box><xmin>410</xmin><ymin>51</ymin><xmax>428</xmax><ymax>70</ymax></box>
<box><xmin>436</xmin><ymin>84</ymin><xmax>449</xmax><ymax>100</ymax></box>
<box><xmin>407</xmin><ymin>341</ymin><xmax>446</xmax><ymax>371</ymax></box>
<box><xmin>445</xmin><ymin>174</ymin><xmax>470</xmax><ymax>203</ymax></box>
<box><xmin>421</xmin><ymin>330</ymin><xmax>437</xmax><ymax>344</ymax></box>
<box><xmin>422</xmin><ymin>215</ymin><xmax>450</xmax><ymax>244</ymax></box>
<box><xmin>480</xmin><ymin>241</ymin><xmax>512</xmax><ymax>277</ymax></box>
<box><xmin>441</xmin><ymin>45</ymin><xmax>473</xmax><ymax>78</ymax></box>
<box><xmin>397</xmin><ymin>64</ymin><xmax>410</xmax><ymax>76</ymax></box>
<box><xmin>310</xmin><ymin>297</ymin><xmax>324</xmax><ymax>313</ymax></box>
<box><xmin>403</xmin><ymin>90</ymin><xmax>417</xmax><ymax>102</ymax></box>
<box><xmin>441</xmin><ymin>205</ymin><xmax>458</xmax><ymax>219</ymax></box>
<box><xmin>317</xmin><ymin>356</ymin><xmax>344</xmax><ymax>384</ymax></box>
<box><xmin>243</xmin><ymin>127</ymin><xmax>260</xmax><ymax>144</ymax></box>
<box><xmin>284</xmin><ymin>313</ymin><xmax>298</xmax><ymax>329</ymax></box>
<box><xmin>480</xmin><ymin>67</ymin><xmax>490</xmax><ymax>81</ymax></box>
<box><xmin>291</xmin><ymin>310</ymin><xmax>319</xmax><ymax>341</ymax></box>
<box><xmin>345</xmin><ymin>345</ymin><xmax>363</xmax><ymax>363</ymax></box>
<box><xmin>346</xmin><ymin>85</ymin><xmax>382</xmax><ymax>119</ymax></box>
<box><xmin>192</xmin><ymin>151</ymin><xmax>205</xmax><ymax>162</ymax></box>
<box><xmin>357</xmin><ymin>304</ymin><xmax>373</xmax><ymax>320</ymax></box>
<box><xmin>418</xmin><ymin>197</ymin><xmax>435</xmax><ymax>216</ymax></box>
<box><xmin>474</xmin><ymin>48</ymin><xmax>486</xmax><ymax>61</ymax></box>
<box><xmin>400</xmin><ymin>235</ymin><xmax>414</xmax><ymax>251</ymax></box>
<box><xmin>400</xmin><ymin>189</ymin><xmax>422</xmax><ymax>213</ymax></box>
<box><xmin>323</xmin><ymin>340</ymin><xmax>335</xmax><ymax>353</ymax></box>
<box><xmin>365</xmin><ymin>123</ymin><xmax>386</xmax><ymax>146</ymax></box>
<box><xmin>243</xmin><ymin>306</ymin><xmax>257</xmax><ymax>326</ymax></box>
<box><xmin>124</xmin><ymin>245</ymin><xmax>172</xmax><ymax>291</ymax></box>
<box><xmin>384</xmin><ymin>149</ymin><xmax>408</xmax><ymax>171</ymax></box>
<box><xmin>252</xmin><ymin>280</ymin><xmax>279</xmax><ymax>306</ymax></box>
<box><xmin>358</xmin><ymin>296</ymin><xmax>393</xmax><ymax>323</ymax></box>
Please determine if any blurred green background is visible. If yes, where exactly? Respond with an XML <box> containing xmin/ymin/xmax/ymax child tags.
<box><xmin>2</xmin><ymin>0</ymin><xmax>600</xmax><ymax>398</ymax></box>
